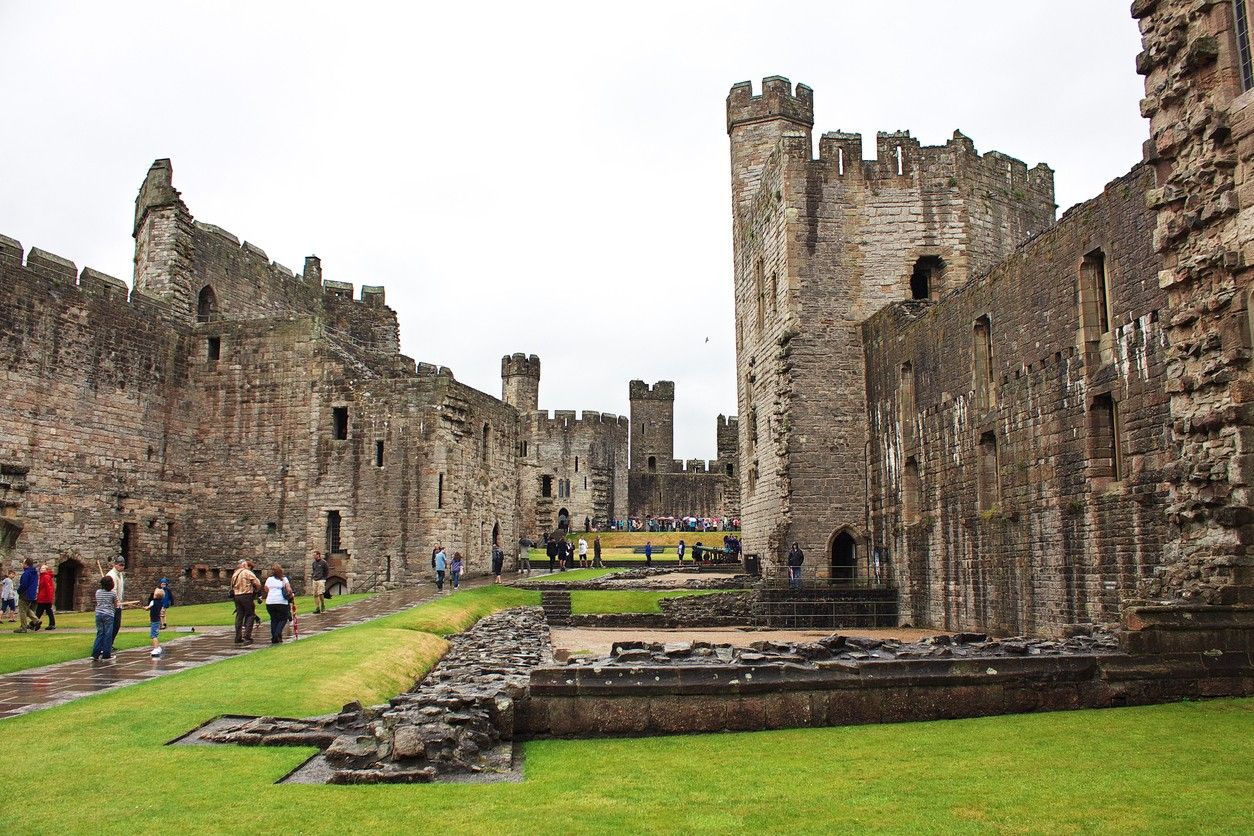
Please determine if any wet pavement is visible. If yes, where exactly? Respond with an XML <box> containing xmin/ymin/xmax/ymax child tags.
<box><xmin>0</xmin><ymin>579</ymin><xmax>489</xmax><ymax>721</ymax></box>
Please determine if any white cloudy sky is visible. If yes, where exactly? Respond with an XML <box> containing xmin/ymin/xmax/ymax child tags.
<box><xmin>0</xmin><ymin>1</ymin><xmax>1146</xmax><ymax>459</ymax></box>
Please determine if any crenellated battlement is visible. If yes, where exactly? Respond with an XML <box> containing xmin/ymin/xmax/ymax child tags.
<box><xmin>501</xmin><ymin>352</ymin><xmax>541</xmax><ymax>379</ymax></box>
<box><xmin>628</xmin><ymin>380</ymin><xmax>675</xmax><ymax>401</ymax></box>
<box><xmin>528</xmin><ymin>409</ymin><xmax>629</xmax><ymax>431</ymax></box>
<box><xmin>726</xmin><ymin>76</ymin><xmax>814</xmax><ymax>134</ymax></box>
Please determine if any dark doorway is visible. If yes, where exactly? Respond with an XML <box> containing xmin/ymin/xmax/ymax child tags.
<box><xmin>197</xmin><ymin>285</ymin><xmax>218</xmax><ymax>323</ymax></box>
<box><xmin>557</xmin><ymin>508</ymin><xmax>570</xmax><ymax>531</ymax></box>
<box><xmin>492</xmin><ymin>522</ymin><xmax>500</xmax><ymax>546</ymax></box>
<box><xmin>910</xmin><ymin>256</ymin><xmax>945</xmax><ymax>300</ymax></box>
<box><xmin>831</xmin><ymin>531</ymin><xmax>857</xmax><ymax>582</ymax></box>
<box><xmin>55</xmin><ymin>560</ymin><xmax>81</xmax><ymax>610</ymax></box>
<box><xmin>120</xmin><ymin>522</ymin><xmax>136</xmax><ymax>569</ymax></box>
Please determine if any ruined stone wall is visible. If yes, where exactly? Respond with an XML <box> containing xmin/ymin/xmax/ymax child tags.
<box><xmin>728</xmin><ymin>77</ymin><xmax>1055</xmax><ymax>576</ymax></box>
<box><xmin>0</xmin><ymin>236</ymin><xmax>192</xmax><ymax>609</ymax></box>
<box><xmin>865</xmin><ymin>165</ymin><xmax>1169</xmax><ymax>637</ymax></box>
<box><xmin>520</xmin><ymin>410</ymin><xmax>628</xmax><ymax>537</ymax></box>
<box><xmin>1133</xmin><ymin>0</ymin><xmax>1254</xmax><ymax>605</ymax></box>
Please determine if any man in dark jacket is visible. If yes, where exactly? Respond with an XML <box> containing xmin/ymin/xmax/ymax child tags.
<box><xmin>545</xmin><ymin>536</ymin><xmax>558</xmax><ymax>574</ymax></box>
<box><xmin>15</xmin><ymin>557</ymin><xmax>39</xmax><ymax>633</ymax></box>
<box><xmin>786</xmin><ymin>542</ymin><xmax>805</xmax><ymax>590</ymax></box>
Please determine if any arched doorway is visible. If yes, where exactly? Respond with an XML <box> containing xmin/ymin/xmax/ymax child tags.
<box><xmin>326</xmin><ymin>575</ymin><xmax>348</xmax><ymax>597</ymax></box>
<box><xmin>557</xmin><ymin>508</ymin><xmax>570</xmax><ymax>531</ymax></box>
<box><xmin>831</xmin><ymin>531</ymin><xmax>857</xmax><ymax>582</ymax></box>
<box><xmin>492</xmin><ymin>522</ymin><xmax>500</xmax><ymax>546</ymax></box>
<box><xmin>197</xmin><ymin>285</ymin><xmax>218</xmax><ymax>323</ymax></box>
<box><xmin>55</xmin><ymin>559</ymin><xmax>82</xmax><ymax>610</ymax></box>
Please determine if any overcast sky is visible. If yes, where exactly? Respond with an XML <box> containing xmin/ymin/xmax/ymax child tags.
<box><xmin>0</xmin><ymin>1</ymin><xmax>1147</xmax><ymax>459</ymax></box>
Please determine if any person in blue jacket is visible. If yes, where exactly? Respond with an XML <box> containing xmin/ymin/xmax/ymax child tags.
<box><xmin>158</xmin><ymin>577</ymin><xmax>175</xmax><ymax>629</ymax></box>
<box><xmin>15</xmin><ymin>557</ymin><xmax>39</xmax><ymax>633</ymax></box>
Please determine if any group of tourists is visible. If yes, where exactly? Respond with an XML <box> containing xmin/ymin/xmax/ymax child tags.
<box><xmin>4</xmin><ymin>559</ymin><xmax>56</xmax><ymax>632</ymax></box>
<box><xmin>229</xmin><ymin>556</ymin><xmax>310</xmax><ymax>645</ymax></box>
<box><xmin>540</xmin><ymin>534</ymin><xmax>602</xmax><ymax>573</ymax></box>
<box><xmin>90</xmin><ymin>558</ymin><xmax>175</xmax><ymax>660</ymax></box>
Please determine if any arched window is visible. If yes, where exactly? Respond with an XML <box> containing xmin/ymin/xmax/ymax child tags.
<box><xmin>647</xmin><ymin>455</ymin><xmax>657</xmax><ymax>472</ymax></box>
<box><xmin>196</xmin><ymin>285</ymin><xmax>218</xmax><ymax>323</ymax></box>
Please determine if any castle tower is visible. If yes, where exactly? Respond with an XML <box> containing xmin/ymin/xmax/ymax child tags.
<box><xmin>501</xmin><ymin>353</ymin><xmax>540</xmax><ymax>413</ymax></box>
<box><xmin>728</xmin><ymin>76</ymin><xmax>1055</xmax><ymax>576</ymax></box>
<box><xmin>628</xmin><ymin>380</ymin><xmax>674</xmax><ymax>473</ymax></box>
<box><xmin>133</xmin><ymin>158</ymin><xmax>196</xmax><ymax>324</ymax></box>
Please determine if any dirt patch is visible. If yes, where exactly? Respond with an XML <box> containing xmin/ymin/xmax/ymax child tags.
<box><xmin>602</xmin><ymin>571</ymin><xmax>740</xmax><ymax>587</ymax></box>
<box><xmin>551</xmin><ymin>625</ymin><xmax>947</xmax><ymax>656</ymax></box>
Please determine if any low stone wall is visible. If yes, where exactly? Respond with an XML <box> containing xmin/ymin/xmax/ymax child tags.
<box><xmin>522</xmin><ymin>567</ymin><xmax>751</xmax><ymax>591</ymax></box>
<box><xmin>522</xmin><ymin>631</ymin><xmax>1252</xmax><ymax>737</ymax></box>
<box><xmin>568</xmin><ymin>591</ymin><xmax>757</xmax><ymax>629</ymax></box>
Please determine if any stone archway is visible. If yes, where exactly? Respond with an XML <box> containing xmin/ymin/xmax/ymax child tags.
<box><xmin>55</xmin><ymin>558</ymin><xmax>83</xmax><ymax>611</ymax></box>
<box><xmin>557</xmin><ymin>508</ymin><xmax>570</xmax><ymax>531</ymax></box>
<box><xmin>831</xmin><ymin>530</ymin><xmax>857</xmax><ymax>582</ymax></box>
<box><xmin>326</xmin><ymin>575</ymin><xmax>348</xmax><ymax>597</ymax></box>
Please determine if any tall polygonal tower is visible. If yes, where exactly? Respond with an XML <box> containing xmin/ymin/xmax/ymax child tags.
<box><xmin>728</xmin><ymin>76</ymin><xmax>1054</xmax><ymax>577</ymax></box>
<box><xmin>501</xmin><ymin>353</ymin><xmax>540</xmax><ymax>413</ymax></box>
<box><xmin>133</xmin><ymin>158</ymin><xmax>197</xmax><ymax>324</ymax></box>
<box><xmin>628</xmin><ymin>380</ymin><xmax>674</xmax><ymax>473</ymax></box>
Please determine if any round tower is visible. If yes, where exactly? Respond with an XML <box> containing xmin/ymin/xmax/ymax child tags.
<box><xmin>501</xmin><ymin>353</ymin><xmax>540</xmax><ymax>412</ymax></box>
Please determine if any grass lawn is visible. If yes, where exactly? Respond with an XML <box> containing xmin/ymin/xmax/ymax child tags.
<box><xmin>0</xmin><ymin>583</ymin><xmax>1249</xmax><ymax>834</ymax></box>
<box><xmin>570</xmin><ymin>589</ymin><xmax>727</xmax><ymax>614</ymax></box>
<box><xmin>521</xmin><ymin>568</ymin><xmax>626</xmax><ymax>583</ymax></box>
<box><xmin>527</xmin><ymin>547</ymin><xmax>730</xmax><ymax>562</ymax></box>
<box><xmin>0</xmin><ymin>630</ymin><xmax>187</xmax><ymax>675</ymax></box>
<box><xmin>49</xmin><ymin>593</ymin><xmax>372</xmax><ymax>630</ymax></box>
<box><xmin>562</xmin><ymin>530</ymin><xmax>739</xmax><ymax>548</ymax></box>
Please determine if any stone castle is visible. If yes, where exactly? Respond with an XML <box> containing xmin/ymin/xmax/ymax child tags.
<box><xmin>731</xmin><ymin>0</ymin><xmax>1252</xmax><ymax>637</ymax></box>
<box><xmin>0</xmin><ymin>164</ymin><xmax>737</xmax><ymax>609</ymax></box>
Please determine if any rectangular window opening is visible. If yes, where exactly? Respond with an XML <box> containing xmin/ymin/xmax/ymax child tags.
<box><xmin>375</xmin><ymin>440</ymin><xmax>384</xmax><ymax>468</ymax></box>
<box><xmin>972</xmin><ymin>316</ymin><xmax>995</xmax><ymax>409</ymax></box>
<box><xmin>165</xmin><ymin>521</ymin><xmax>176</xmax><ymax>557</ymax></box>
<box><xmin>326</xmin><ymin>510</ymin><xmax>343</xmax><ymax>554</ymax></box>
<box><xmin>1237</xmin><ymin>0</ymin><xmax>1253</xmax><ymax>91</ymax></box>
<box><xmin>265</xmin><ymin>521</ymin><xmax>277</xmax><ymax>536</ymax></box>
<box><xmin>541</xmin><ymin>475</ymin><xmax>552</xmax><ymax>497</ymax></box>
<box><xmin>206</xmin><ymin>336</ymin><xmax>221</xmax><ymax>363</ymax></box>
<box><xmin>1082</xmin><ymin>249</ymin><xmax>1112</xmax><ymax>335</ymax></box>
<box><xmin>120</xmin><ymin>521</ymin><xmax>137</xmax><ymax>569</ymax></box>
<box><xmin>1091</xmin><ymin>393</ymin><xmax>1125</xmax><ymax>483</ymax></box>
<box><xmin>977</xmin><ymin>432</ymin><xmax>999</xmax><ymax>511</ymax></box>
<box><xmin>903</xmin><ymin>457</ymin><xmax>920</xmax><ymax>523</ymax></box>
<box><xmin>755</xmin><ymin>258</ymin><xmax>766</xmax><ymax>336</ymax></box>
<box><xmin>332</xmin><ymin>406</ymin><xmax>348</xmax><ymax>440</ymax></box>
<box><xmin>437</xmin><ymin>473</ymin><xmax>444</xmax><ymax>509</ymax></box>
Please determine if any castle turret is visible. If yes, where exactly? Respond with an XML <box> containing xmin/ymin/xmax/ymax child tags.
<box><xmin>629</xmin><ymin>380</ymin><xmax>675</xmax><ymax>473</ymax></box>
<box><xmin>133</xmin><ymin>158</ymin><xmax>196</xmax><ymax>324</ymax></box>
<box><xmin>726</xmin><ymin>76</ymin><xmax>813</xmax><ymax>219</ymax></box>
<box><xmin>501</xmin><ymin>353</ymin><xmax>540</xmax><ymax>412</ymax></box>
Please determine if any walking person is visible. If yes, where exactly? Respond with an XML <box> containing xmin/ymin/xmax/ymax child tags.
<box><xmin>310</xmin><ymin>551</ymin><xmax>329</xmax><ymax>613</ymax></box>
<box><xmin>434</xmin><ymin>545</ymin><xmax>448</xmax><ymax>592</ymax></box>
<box><xmin>491</xmin><ymin>543</ymin><xmax>505</xmax><ymax>583</ymax></box>
<box><xmin>158</xmin><ymin>578</ymin><xmax>174</xmax><ymax>629</ymax></box>
<box><xmin>517</xmin><ymin>537</ymin><xmax>533</xmax><ymax>576</ymax></box>
<box><xmin>35</xmin><ymin>563</ymin><xmax>56</xmax><ymax>630</ymax></box>
<box><xmin>16</xmin><ymin>557</ymin><xmax>39</xmax><ymax>633</ymax></box>
<box><xmin>787</xmin><ymin>542</ymin><xmax>805</xmax><ymax>590</ymax></box>
<box><xmin>264</xmin><ymin>564</ymin><xmax>294</xmax><ymax>644</ymax></box>
<box><xmin>644</xmin><ymin>540</ymin><xmax>653</xmax><ymax>567</ymax></box>
<box><xmin>1</xmin><ymin>569</ymin><xmax>16</xmax><ymax>623</ymax></box>
<box><xmin>230</xmin><ymin>559</ymin><xmax>261</xmax><ymax>644</ymax></box>
<box><xmin>592</xmin><ymin>535</ymin><xmax>603</xmax><ymax>568</ymax></box>
<box><xmin>677</xmin><ymin>539</ymin><xmax>686</xmax><ymax>563</ymax></box>
<box><xmin>559</xmin><ymin>538</ymin><xmax>571</xmax><ymax>572</ymax></box>
<box><xmin>105</xmin><ymin>558</ymin><xmax>126</xmax><ymax>641</ymax></box>
<box><xmin>91</xmin><ymin>575</ymin><xmax>118</xmax><ymax>660</ymax></box>
<box><xmin>577</xmin><ymin>536</ymin><xmax>588</xmax><ymax>569</ymax></box>
<box><xmin>146</xmin><ymin>586</ymin><xmax>165</xmax><ymax>657</ymax></box>
<box><xmin>450</xmin><ymin>552</ymin><xmax>463</xmax><ymax>590</ymax></box>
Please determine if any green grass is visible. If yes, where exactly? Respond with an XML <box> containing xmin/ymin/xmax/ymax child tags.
<box><xmin>373</xmin><ymin>585</ymin><xmax>539</xmax><ymax>635</ymax></box>
<box><xmin>522</xmin><ymin>568</ymin><xmax>625</xmax><ymax>583</ymax></box>
<box><xmin>49</xmin><ymin>593</ymin><xmax>371</xmax><ymax>630</ymax></box>
<box><xmin>0</xmin><ymin>584</ymin><xmax>1250</xmax><ymax>834</ymax></box>
<box><xmin>570</xmin><ymin>589</ymin><xmax>729</xmax><ymax>614</ymax></box>
<box><xmin>0</xmin><ymin>630</ymin><xmax>187</xmax><ymax>674</ymax></box>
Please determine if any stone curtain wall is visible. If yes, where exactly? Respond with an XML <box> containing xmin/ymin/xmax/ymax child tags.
<box><xmin>864</xmin><ymin>166</ymin><xmax>1170</xmax><ymax>637</ymax></box>
<box><xmin>519</xmin><ymin>409</ymin><xmax>628</xmax><ymax>537</ymax></box>
<box><xmin>1134</xmin><ymin>0</ymin><xmax>1254</xmax><ymax>605</ymax></box>
<box><xmin>727</xmin><ymin>78</ymin><xmax>1055</xmax><ymax>577</ymax></box>
<box><xmin>0</xmin><ymin>236</ymin><xmax>191</xmax><ymax>609</ymax></box>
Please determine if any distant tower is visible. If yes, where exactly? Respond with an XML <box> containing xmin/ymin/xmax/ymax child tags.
<box><xmin>628</xmin><ymin>380</ymin><xmax>675</xmax><ymax>473</ymax></box>
<box><xmin>501</xmin><ymin>353</ymin><xmax>541</xmax><ymax>412</ymax></box>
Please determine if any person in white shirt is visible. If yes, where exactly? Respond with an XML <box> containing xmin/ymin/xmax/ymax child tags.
<box><xmin>105</xmin><ymin>558</ymin><xmax>126</xmax><ymax>641</ymax></box>
<box><xmin>263</xmin><ymin>564</ymin><xmax>294</xmax><ymax>644</ymax></box>
<box><xmin>577</xmin><ymin>537</ymin><xmax>589</xmax><ymax>569</ymax></box>
<box><xmin>1</xmin><ymin>570</ymin><xmax>16</xmax><ymax>622</ymax></box>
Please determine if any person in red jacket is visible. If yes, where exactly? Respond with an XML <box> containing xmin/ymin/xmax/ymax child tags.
<box><xmin>35</xmin><ymin>563</ymin><xmax>56</xmax><ymax>630</ymax></box>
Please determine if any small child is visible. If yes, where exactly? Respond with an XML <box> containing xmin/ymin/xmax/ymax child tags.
<box><xmin>1</xmin><ymin>570</ymin><xmax>16</xmax><ymax>623</ymax></box>
<box><xmin>158</xmin><ymin>577</ymin><xmax>174</xmax><ymax>629</ymax></box>
<box><xmin>147</xmin><ymin>587</ymin><xmax>165</xmax><ymax>657</ymax></box>
<box><xmin>450</xmin><ymin>552</ymin><xmax>463</xmax><ymax>590</ymax></box>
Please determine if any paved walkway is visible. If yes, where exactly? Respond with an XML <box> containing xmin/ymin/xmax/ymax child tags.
<box><xmin>0</xmin><ymin>579</ymin><xmax>490</xmax><ymax>721</ymax></box>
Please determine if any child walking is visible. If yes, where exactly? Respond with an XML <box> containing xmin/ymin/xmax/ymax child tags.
<box><xmin>91</xmin><ymin>575</ymin><xmax>118</xmax><ymax>661</ymax></box>
<box><xmin>147</xmin><ymin>587</ymin><xmax>165</xmax><ymax>657</ymax></box>
<box><xmin>1</xmin><ymin>570</ymin><xmax>16</xmax><ymax>623</ymax></box>
<box><xmin>450</xmin><ymin>552</ymin><xmax>463</xmax><ymax>590</ymax></box>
